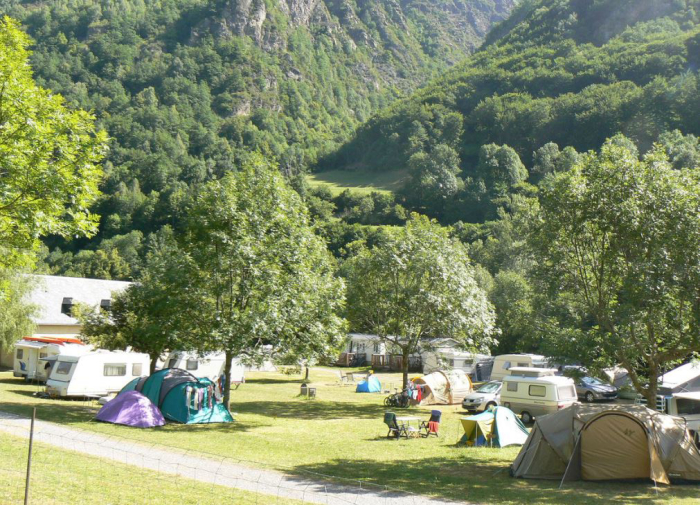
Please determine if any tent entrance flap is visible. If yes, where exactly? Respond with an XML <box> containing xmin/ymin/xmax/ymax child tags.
<box><xmin>581</xmin><ymin>413</ymin><xmax>651</xmax><ymax>481</ymax></box>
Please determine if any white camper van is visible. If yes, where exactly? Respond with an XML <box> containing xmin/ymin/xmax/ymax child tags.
<box><xmin>490</xmin><ymin>354</ymin><xmax>549</xmax><ymax>381</ymax></box>
<box><xmin>45</xmin><ymin>351</ymin><xmax>150</xmax><ymax>398</ymax></box>
<box><xmin>164</xmin><ymin>351</ymin><xmax>245</xmax><ymax>383</ymax></box>
<box><xmin>13</xmin><ymin>337</ymin><xmax>90</xmax><ymax>382</ymax></box>
<box><xmin>501</xmin><ymin>369</ymin><xmax>578</xmax><ymax>423</ymax></box>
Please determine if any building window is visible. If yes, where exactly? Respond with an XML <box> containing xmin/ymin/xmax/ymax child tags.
<box><xmin>529</xmin><ymin>385</ymin><xmax>547</xmax><ymax>397</ymax></box>
<box><xmin>132</xmin><ymin>363</ymin><xmax>143</xmax><ymax>376</ymax></box>
<box><xmin>373</xmin><ymin>343</ymin><xmax>380</xmax><ymax>353</ymax></box>
<box><xmin>100</xmin><ymin>299</ymin><xmax>112</xmax><ymax>311</ymax></box>
<box><xmin>104</xmin><ymin>364</ymin><xmax>126</xmax><ymax>376</ymax></box>
<box><xmin>186</xmin><ymin>359</ymin><xmax>199</xmax><ymax>371</ymax></box>
<box><xmin>16</xmin><ymin>349</ymin><xmax>23</xmax><ymax>359</ymax></box>
<box><xmin>56</xmin><ymin>362</ymin><xmax>73</xmax><ymax>375</ymax></box>
<box><xmin>61</xmin><ymin>297</ymin><xmax>74</xmax><ymax>315</ymax></box>
<box><xmin>507</xmin><ymin>382</ymin><xmax>518</xmax><ymax>392</ymax></box>
<box><xmin>358</xmin><ymin>343</ymin><xmax>366</xmax><ymax>353</ymax></box>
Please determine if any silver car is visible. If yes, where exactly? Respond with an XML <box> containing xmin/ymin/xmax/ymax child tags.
<box><xmin>462</xmin><ymin>381</ymin><xmax>502</xmax><ymax>413</ymax></box>
<box><xmin>576</xmin><ymin>376</ymin><xmax>618</xmax><ymax>402</ymax></box>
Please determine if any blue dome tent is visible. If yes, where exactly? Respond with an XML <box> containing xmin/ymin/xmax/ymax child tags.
<box><xmin>356</xmin><ymin>375</ymin><xmax>382</xmax><ymax>393</ymax></box>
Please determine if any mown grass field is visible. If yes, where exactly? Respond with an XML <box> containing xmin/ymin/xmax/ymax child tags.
<box><xmin>1</xmin><ymin>369</ymin><xmax>699</xmax><ymax>504</ymax></box>
<box><xmin>0</xmin><ymin>431</ymin><xmax>303</xmax><ymax>505</ymax></box>
<box><xmin>306</xmin><ymin>169</ymin><xmax>408</xmax><ymax>196</ymax></box>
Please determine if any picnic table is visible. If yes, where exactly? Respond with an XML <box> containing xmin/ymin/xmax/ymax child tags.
<box><xmin>347</xmin><ymin>371</ymin><xmax>370</xmax><ymax>382</ymax></box>
<box><xmin>395</xmin><ymin>416</ymin><xmax>422</xmax><ymax>437</ymax></box>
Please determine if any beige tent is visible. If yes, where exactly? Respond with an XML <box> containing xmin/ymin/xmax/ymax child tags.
<box><xmin>412</xmin><ymin>370</ymin><xmax>473</xmax><ymax>405</ymax></box>
<box><xmin>511</xmin><ymin>404</ymin><xmax>700</xmax><ymax>485</ymax></box>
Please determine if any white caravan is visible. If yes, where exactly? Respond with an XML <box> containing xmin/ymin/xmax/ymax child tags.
<box><xmin>13</xmin><ymin>337</ymin><xmax>90</xmax><ymax>382</ymax></box>
<box><xmin>490</xmin><ymin>354</ymin><xmax>549</xmax><ymax>381</ymax></box>
<box><xmin>500</xmin><ymin>371</ymin><xmax>577</xmax><ymax>424</ymax></box>
<box><xmin>45</xmin><ymin>351</ymin><xmax>150</xmax><ymax>398</ymax></box>
<box><xmin>164</xmin><ymin>351</ymin><xmax>245</xmax><ymax>383</ymax></box>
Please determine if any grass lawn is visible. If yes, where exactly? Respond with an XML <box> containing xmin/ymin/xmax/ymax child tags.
<box><xmin>1</xmin><ymin>369</ymin><xmax>699</xmax><ymax>504</ymax></box>
<box><xmin>0</xmin><ymin>431</ymin><xmax>303</xmax><ymax>505</ymax></box>
<box><xmin>306</xmin><ymin>169</ymin><xmax>408</xmax><ymax>196</ymax></box>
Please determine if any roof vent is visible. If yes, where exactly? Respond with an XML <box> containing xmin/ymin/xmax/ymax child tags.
<box><xmin>100</xmin><ymin>299</ymin><xmax>112</xmax><ymax>311</ymax></box>
<box><xmin>61</xmin><ymin>297</ymin><xmax>74</xmax><ymax>316</ymax></box>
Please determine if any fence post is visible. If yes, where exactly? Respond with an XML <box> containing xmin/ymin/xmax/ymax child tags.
<box><xmin>24</xmin><ymin>407</ymin><xmax>36</xmax><ymax>505</ymax></box>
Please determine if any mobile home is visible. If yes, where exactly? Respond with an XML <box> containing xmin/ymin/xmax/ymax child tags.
<box><xmin>45</xmin><ymin>351</ymin><xmax>150</xmax><ymax>398</ymax></box>
<box><xmin>13</xmin><ymin>337</ymin><xmax>89</xmax><ymax>381</ymax></box>
<box><xmin>421</xmin><ymin>340</ymin><xmax>490</xmax><ymax>379</ymax></box>
<box><xmin>490</xmin><ymin>354</ymin><xmax>549</xmax><ymax>381</ymax></box>
<box><xmin>164</xmin><ymin>351</ymin><xmax>245</xmax><ymax>383</ymax></box>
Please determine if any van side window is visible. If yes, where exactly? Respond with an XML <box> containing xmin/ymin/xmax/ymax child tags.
<box><xmin>186</xmin><ymin>359</ymin><xmax>198</xmax><ymax>371</ymax></box>
<box><xmin>507</xmin><ymin>382</ymin><xmax>518</xmax><ymax>392</ymax></box>
<box><xmin>677</xmin><ymin>398</ymin><xmax>700</xmax><ymax>416</ymax></box>
<box><xmin>504</xmin><ymin>361</ymin><xmax>511</xmax><ymax>370</ymax></box>
<box><xmin>132</xmin><ymin>363</ymin><xmax>142</xmax><ymax>376</ymax></box>
<box><xmin>529</xmin><ymin>385</ymin><xmax>547</xmax><ymax>397</ymax></box>
<box><xmin>104</xmin><ymin>364</ymin><xmax>126</xmax><ymax>376</ymax></box>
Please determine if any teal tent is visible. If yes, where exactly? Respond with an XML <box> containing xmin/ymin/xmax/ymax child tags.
<box><xmin>459</xmin><ymin>407</ymin><xmax>529</xmax><ymax>447</ymax></box>
<box><xmin>122</xmin><ymin>369</ymin><xmax>233</xmax><ymax>424</ymax></box>
<box><xmin>356</xmin><ymin>375</ymin><xmax>382</xmax><ymax>393</ymax></box>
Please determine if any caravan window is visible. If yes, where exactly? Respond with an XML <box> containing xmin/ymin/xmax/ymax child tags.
<box><xmin>503</xmin><ymin>361</ymin><xmax>511</xmax><ymax>370</ymax></box>
<box><xmin>517</xmin><ymin>362</ymin><xmax>528</xmax><ymax>367</ymax></box>
<box><xmin>56</xmin><ymin>362</ymin><xmax>72</xmax><ymax>375</ymax></box>
<box><xmin>506</xmin><ymin>382</ymin><xmax>518</xmax><ymax>392</ymax></box>
<box><xmin>167</xmin><ymin>358</ymin><xmax>177</xmax><ymax>369</ymax></box>
<box><xmin>557</xmin><ymin>385</ymin><xmax>576</xmax><ymax>399</ymax></box>
<box><xmin>529</xmin><ymin>385</ymin><xmax>547</xmax><ymax>397</ymax></box>
<box><xmin>104</xmin><ymin>364</ymin><xmax>126</xmax><ymax>376</ymax></box>
<box><xmin>186</xmin><ymin>359</ymin><xmax>198</xmax><ymax>371</ymax></box>
<box><xmin>39</xmin><ymin>352</ymin><xmax>48</xmax><ymax>359</ymax></box>
<box><xmin>132</xmin><ymin>363</ymin><xmax>142</xmax><ymax>376</ymax></box>
<box><xmin>676</xmin><ymin>399</ymin><xmax>700</xmax><ymax>416</ymax></box>
<box><xmin>16</xmin><ymin>349</ymin><xmax>23</xmax><ymax>359</ymax></box>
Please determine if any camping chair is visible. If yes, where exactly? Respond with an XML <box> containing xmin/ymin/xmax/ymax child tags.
<box><xmin>420</xmin><ymin>410</ymin><xmax>442</xmax><ymax>438</ymax></box>
<box><xmin>384</xmin><ymin>412</ymin><xmax>406</xmax><ymax>439</ymax></box>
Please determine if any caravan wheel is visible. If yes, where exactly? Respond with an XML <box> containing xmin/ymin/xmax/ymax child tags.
<box><xmin>520</xmin><ymin>411</ymin><xmax>533</xmax><ymax>424</ymax></box>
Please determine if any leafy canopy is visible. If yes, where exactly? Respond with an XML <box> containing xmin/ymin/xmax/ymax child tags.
<box><xmin>0</xmin><ymin>16</ymin><xmax>107</xmax><ymax>268</ymax></box>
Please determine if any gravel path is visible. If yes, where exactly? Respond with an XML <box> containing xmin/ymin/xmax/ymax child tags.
<box><xmin>0</xmin><ymin>410</ymin><xmax>466</xmax><ymax>505</ymax></box>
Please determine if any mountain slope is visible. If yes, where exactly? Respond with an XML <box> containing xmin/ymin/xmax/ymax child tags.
<box><xmin>324</xmin><ymin>0</ymin><xmax>700</xmax><ymax>184</ymax></box>
<box><xmin>0</xmin><ymin>0</ymin><xmax>515</xmax><ymax>273</ymax></box>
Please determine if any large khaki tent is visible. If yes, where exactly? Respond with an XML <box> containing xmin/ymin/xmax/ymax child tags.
<box><xmin>412</xmin><ymin>370</ymin><xmax>472</xmax><ymax>405</ymax></box>
<box><xmin>511</xmin><ymin>404</ymin><xmax>700</xmax><ymax>484</ymax></box>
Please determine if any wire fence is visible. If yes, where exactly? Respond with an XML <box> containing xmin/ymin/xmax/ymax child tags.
<box><xmin>0</xmin><ymin>409</ymin><xmax>455</xmax><ymax>505</ymax></box>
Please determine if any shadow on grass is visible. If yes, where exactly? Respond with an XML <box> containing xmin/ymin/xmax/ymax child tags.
<box><xmin>289</xmin><ymin>456</ymin><xmax>698</xmax><ymax>505</ymax></box>
<box><xmin>232</xmin><ymin>399</ymin><xmax>389</xmax><ymax>420</ymax></box>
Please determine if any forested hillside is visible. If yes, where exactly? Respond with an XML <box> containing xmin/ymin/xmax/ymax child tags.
<box><xmin>324</xmin><ymin>0</ymin><xmax>700</xmax><ymax>221</ymax></box>
<box><xmin>0</xmin><ymin>0</ymin><xmax>515</xmax><ymax>278</ymax></box>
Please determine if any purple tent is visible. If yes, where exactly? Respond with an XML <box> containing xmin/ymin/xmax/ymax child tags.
<box><xmin>95</xmin><ymin>390</ymin><xmax>165</xmax><ymax>428</ymax></box>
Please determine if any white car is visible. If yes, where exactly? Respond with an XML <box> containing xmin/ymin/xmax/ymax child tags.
<box><xmin>461</xmin><ymin>381</ymin><xmax>502</xmax><ymax>413</ymax></box>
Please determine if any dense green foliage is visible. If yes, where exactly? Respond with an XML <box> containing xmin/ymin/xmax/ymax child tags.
<box><xmin>343</xmin><ymin>214</ymin><xmax>496</xmax><ymax>387</ymax></box>
<box><xmin>530</xmin><ymin>136</ymin><xmax>700</xmax><ymax>404</ymax></box>
<box><xmin>325</xmin><ymin>0</ymin><xmax>700</xmax><ymax>221</ymax></box>
<box><xmin>0</xmin><ymin>16</ymin><xmax>106</xmax><ymax>269</ymax></box>
<box><xmin>180</xmin><ymin>155</ymin><xmax>346</xmax><ymax>405</ymax></box>
<box><xmin>0</xmin><ymin>0</ymin><xmax>514</xmax><ymax>276</ymax></box>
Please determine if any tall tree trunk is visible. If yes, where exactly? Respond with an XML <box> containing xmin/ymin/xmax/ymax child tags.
<box><xmin>305</xmin><ymin>364</ymin><xmax>310</xmax><ymax>381</ymax></box>
<box><xmin>645</xmin><ymin>368</ymin><xmax>659</xmax><ymax>411</ymax></box>
<box><xmin>402</xmin><ymin>347</ymin><xmax>410</xmax><ymax>389</ymax></box>
<box><xmin>149</xmin><ymin>353</ymin><xmax>158</xmax><ymax>375</ymax></box>
<box><xmin>223</xmin><ymin>349</ymin><xmax>233</xmax><ymax>409</ymax></box>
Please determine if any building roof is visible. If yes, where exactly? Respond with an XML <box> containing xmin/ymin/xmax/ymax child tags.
<box><xmin>660</xmin><ymin>362</ymin><xmax>700</xmax><ymax>390</ymax></box>
<box><xmin>29</xmin><ymin>275</ymin><xmax>131</xmax><ymax>326</ymax></box>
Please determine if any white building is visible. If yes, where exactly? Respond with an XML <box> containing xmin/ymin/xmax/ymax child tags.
<box><xmin>0</xmin><ymin>275</ymin><xmax>131</xmax><ymax>368</ymax></box>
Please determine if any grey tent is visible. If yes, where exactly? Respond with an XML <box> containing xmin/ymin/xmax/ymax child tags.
<box><xmin>511</xmin><ymin>404</ymin><xmax>700</xmax><ymax>485</ymax></box>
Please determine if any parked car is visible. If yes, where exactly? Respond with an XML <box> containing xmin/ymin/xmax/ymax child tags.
<box><xmin>576</xmin><ymin>376</ymin><xmax>618</xmax><ymax>402</ymax></box>
<box><xmin>462</xmin><ymin>381</ymin><xmax>502</xmax><ymax>413</ymax></box>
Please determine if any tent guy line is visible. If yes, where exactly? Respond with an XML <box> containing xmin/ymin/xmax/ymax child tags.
<box><xmin>0</xmin><ymin>410</ymin><xmax>470</xmax><ymax>505</ymax></box>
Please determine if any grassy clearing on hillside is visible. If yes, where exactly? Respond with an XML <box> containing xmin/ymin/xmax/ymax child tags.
<box><xmin>306</xmin><ymin>169</ymin><xmax>408</xmax><ymax>196</ymax></box>
<box><xmin>0</xmin><ymin>369</ymin><xmax>698</xmax><ymax>504</ymax></box>
<box><xmin>0</xmin><ymin>431</ymin><xmax>303</xmax><ymax>505</ymax></box>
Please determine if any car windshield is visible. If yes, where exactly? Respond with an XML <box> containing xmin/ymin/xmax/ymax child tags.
<box><xmin>477</xmin><ymin>382</ymin><xmax>500</xmax><ymax>393</ymax></box>
<box><xmin>581</xmin><ymin>377</ymin><xmax>605</xmax><ymax>386</ymax></box>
